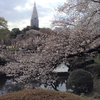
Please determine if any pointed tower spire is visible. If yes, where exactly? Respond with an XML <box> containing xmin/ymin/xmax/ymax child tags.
<box><xmin>31</xmin><ymin>2</ymin><xmax>39</xmax><ymax>28</ymax></box>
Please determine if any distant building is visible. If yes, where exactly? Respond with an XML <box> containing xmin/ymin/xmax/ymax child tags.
<box><xmin>31</xmin><ymin>2</ymin><xmax>39</xmax><ymax>28</ymax></box>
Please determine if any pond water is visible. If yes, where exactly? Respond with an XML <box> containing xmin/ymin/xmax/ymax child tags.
<box><xmin>0</xmin><ymin>73</ymin><xmax>68</xmax><ymax>95</ymax></box>
<box><xmin>0</xmin><ymin>79</ymin><xmax>13</xmax><ymax>95</ymax></box>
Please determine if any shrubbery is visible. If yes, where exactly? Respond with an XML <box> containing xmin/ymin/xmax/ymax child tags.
<box><xmin>67</xmin><ymin>69</ymin><xmax>93</xmax><ymax>94</ymax></box>
<box><xmin>92</xmin><ymin>64</ymin><xmax>100</xmax><ymax>77</ymax></box>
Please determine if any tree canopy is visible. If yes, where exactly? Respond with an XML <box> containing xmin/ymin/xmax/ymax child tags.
<box><xmin>10</xmin><ymin>28</ymin><xmax>21</xmax><ymax>39</ymax></box>
<box><xmin>0</xmin><ymin>17</ymin><xmax>7</xmax><ymax>29</ymax></box>
<box><xmin>52</xmin><ymin>0</ymin><xmax>100</xmax><ymax>34</ymax></box>
<box><xmin>52</xmin><ymin>0</ymin><xmax>100</xmax><ymax>54</ymax></box>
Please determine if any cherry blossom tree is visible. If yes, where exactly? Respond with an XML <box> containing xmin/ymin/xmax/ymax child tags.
<box><xmin>52</xmin><ymin>0</ymin><xmax>100</xmax><ymax>54</ymax></box>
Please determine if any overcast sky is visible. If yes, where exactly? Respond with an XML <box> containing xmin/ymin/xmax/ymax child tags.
<box><xmin>0</xmin><ymin>0</ymin><xmax>66</xmax><ymax>30</ymax></box>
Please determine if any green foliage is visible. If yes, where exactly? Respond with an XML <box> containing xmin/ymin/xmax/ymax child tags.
<box><xmin>10</xmin><ymin>28</ymin><xmax>21</xmax><ymax>38</ymax></box>
<box><xmin>80</xmin><ymin>93</ymin><xmax>87</xmax><ymax>99</ymax></box>
<box><xmin>87</xmin><ymin>58</ymin><xmax>100</xmax><ymax>77</ymax></box>
<box><xmin>93</xmin><ymin>58</ymin><xmax>100</xmax><ymax>64</ymax></box>
<box><xmin>0</xmin><ymin>17</ymin><xmax>11</xmax><ymax>45</ymax></box>
<box><xmin>22</xmin><ymin>26</ymin><xmax>31</xmax><ymax>32</ymax></box>
<box><xmin>31</xmin><ymin>26</ymin><xmax>40</xmax><ymax>30</ymax></box>
<box><xmin>7</xmin><ymin>46</ymin><xmax>19</xmax><ymax>51</ymax></box>
<box><xmin>67</xmin><ymin>69</ymin><xmax>93</xmax><ymax>94</ymax></box>
<box><xmin>22</xmin><ymin>26</ymin><xmax>40</xmax><ymax>33</ymax></box>
<box><xmin>92</xmin><ymin>64</ymin><xmax>100</xmax><ymax>77</ymax></box>
<box><xmin>0</xmin><ymin>17</ymin><xmax>7</xmax><ymax>29</ymax></box>
<box><xmin>0</xmin><ymin>28</ymin><xmax>11</xmax><ymax>45</ymax></box>
<box><xmin>93</xmin><ymin>78</ymin><xmax>100</xmax><ymax>93</ymax></box>
<box><xmin>93</xmin><ymin>92</ymin><xmax>99</xmax><ymax>99</ymax></box>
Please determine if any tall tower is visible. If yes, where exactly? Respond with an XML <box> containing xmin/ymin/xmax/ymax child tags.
<box><xmin>31</xmin><ymin>2</ymin><xmax>39</xmax><ymax>28</ymax></box>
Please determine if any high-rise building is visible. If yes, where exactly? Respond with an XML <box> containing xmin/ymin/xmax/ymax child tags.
<box><xmin>31</xmin><ymin>2</ymin><xmax>39</xmax><ymax>28</ymax></box>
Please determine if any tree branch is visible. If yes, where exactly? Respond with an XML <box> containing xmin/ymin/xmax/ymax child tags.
<box><xmin>87</xmin><ymin>10</ymin><xmax>98</xmax><ymax>25</ymax></box>
<box><xmin>91</xmin><ymin>0</ymin><xmax>100</xmax><ymax>3</ymax></box>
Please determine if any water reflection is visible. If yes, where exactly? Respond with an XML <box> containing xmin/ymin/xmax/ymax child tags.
<box><xmin>0</xmin><ymin>73</ymin><xmax>68</xmax><ymax>95</ymax></box>
<box><xmin>40</xmin><ymin>80</ymin><xmax>67</xmax><ymax>91</ymax></box>
<box><xmin>0</xmin><ymin>78</ymin><xmax>6</xmax><ymax>89</ymax></box>
<box><xmin>0</xmin><ymin>79</ymin><xmax>13</xmax><ymax>95</ymax></box>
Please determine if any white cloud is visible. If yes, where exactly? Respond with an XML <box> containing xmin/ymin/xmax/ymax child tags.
<box><xmin>8</xmin><ymin>0</ymin><xmax>67</xmax><ymax>30</ymax></box>
<box><xmin>8</xmin><ymin>19</ymin><xmax>30</xmax><ymax>30</ymax></box>
<box><xmin>14</xmin><ymin>0</ymin><xmax>66</xmax><ymax>11</ymax></box>
<box><xmin>39</xmin><ymin>13</ymin><xmax>53</xmax><ymax>28</ymax></box>
<box><xmin>14</xmin><ymin>3</ymin><xmax>32</xmax><ymax>11</ymax></box>
<box><xmin>14</xmin><ymin>6</ymin><xmax>22</xmax><ymax>11</ymax></box>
